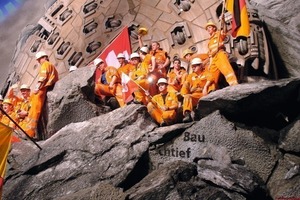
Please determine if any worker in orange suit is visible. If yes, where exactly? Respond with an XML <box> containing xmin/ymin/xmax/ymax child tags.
<box><xmin>205</xmin><ymin>21</ymin><xmax>238</xmax><ymax>88</ymax></box>
<box><xmin>181</xmin><ymin>58</ymin><xmax>210</xmax><ymax>123</ymax></box>
<box><xmin>139</xmin><ymin>46</ymin><xmax>151</xmax><ymax>65</ymax></box>
<box><xmin>167</xmin><ymin>58</ymin><xmax>187</xmax><ymax>93</ymax></box>
<box><xmin>6</xmin><ymin>84</ymin><xmax>32</xmax><ymax>130</ymax></box>
<box><xmin>116</xmin><ymin>53</ymin><xmax>135</xmax><ymax>76</ymax></box>
<box><xmin>94</xmin><ymin>58</ymin><xmax>125</xmax><ymax>108</ymax></box>
<box><xmin>149</xmin><ymin>41</ymin><xmax>170</xmax><ymax>77</ymax></box>
<box><xmin>147</xmin><ymin>78</ymin><xmax>179</xmax><ymax>126</ymax></box>
<box><xmin>129</xmin><ymin>52</ymin><xmax>150</xmax><ymax>105</ymax></box>
<box><xmin>138</xmin><ymin>35</ymin><xmax>169</xmax><ymax>93</ymax></box>
<box><xmin>1</xmin><ymin>99</ymin><xmax>19</xmax><ymax>129</ymax></box>
<box><xmin>182</xmin><ymin>49</ymin><xmax>209</xmax><ymax>74</ymax></box>
<box><xmin>26</xmin><ymin>51</ymin><xmax>58</xmax><ymax>138</ymax></box>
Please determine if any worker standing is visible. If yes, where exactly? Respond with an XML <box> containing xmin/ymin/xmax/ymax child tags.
<box><xmin>26</xmin><ymin>51</ymin><xmax>58</xmax><ymax>138</ymax></box>
<box><xmin>205</xmin><ymin>21</ymin><xmax>238</xmax><ymax>90</ymax></box>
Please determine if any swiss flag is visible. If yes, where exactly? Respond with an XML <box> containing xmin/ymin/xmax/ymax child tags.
<box><xmin>94</xmin><ymin>26</ymin><xmax>132</xmax><ymax>82</ymax></box>
<box><xmin>121</xmin><ymin>73</ymin><xmax>139</xmax><ymax>103</ymax></box>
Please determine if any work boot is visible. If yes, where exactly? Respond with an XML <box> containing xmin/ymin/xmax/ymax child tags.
<box><xmin>160</xmin><ymin>121</ymin><xmax>167</xmax><ymax>127</ymax></box>
<box><xmin>133</xmin><ymin>99</ymin><xmax>142</xmax><ymax>105</ymax></box>
<box><xmin>182</xmin><ymin>111</ymin><xmax>192</xmax><ymax>123</ymax></box>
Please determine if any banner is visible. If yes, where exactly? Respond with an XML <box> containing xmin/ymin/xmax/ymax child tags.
<box><xmin>94</xmin><ymin>26</ymin><xmax>132</xmax><ymax>82</ymax></box>
<box><xmin>121</xmin><ymin>73</ymin><xmax>139</xmax><ymax>103</ymax></box>
<box><xmin>226</xmin><ymin>0</ymin><xmax>250</xmax><ymax>38</ymax></box>
<box><xmin>0</xmin><ymin>122</ymin><xmax>13</xmax><ymax>198</ymax></box>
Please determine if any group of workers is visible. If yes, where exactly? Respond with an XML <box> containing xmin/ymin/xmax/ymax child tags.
<box><xmin>0</xmin><ymin>51</ymin><xmax>58</xmax><ymax>139</ymax></box>
<box><xmin>0</xmin><ymin>20</ymin><xmax>238</xmax><ymax>139</ymax></box>
<box><xmin>94</xmin><ymin>21</ymin><xmax>238</xmax><ymax>126</ymax></box>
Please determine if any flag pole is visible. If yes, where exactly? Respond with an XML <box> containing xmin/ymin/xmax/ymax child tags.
<box><xmin>0</xmin><ymin>107</ymin><xmax>42</xmax><ymax>150</ymax></box>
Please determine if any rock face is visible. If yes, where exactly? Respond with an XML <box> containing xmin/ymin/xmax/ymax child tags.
<box><xmin>5</xmin><ymin>105</ymin><xmax>157</xmax><ymax>199</ymax></box>
<box><xmin>4</xmin><ymin>78</ymin><xmax>300</xmax><ymax>200</ymax></box>
<box><xmin>46</xmin><ymin>66</ymin><xmax>110</xmax><ymax>138</ymax></box>
<box><xmin>249</xmin><ymin>0</ymin><xmax>300</xmax><ymax>77</ymax></box>
<box><xmin>1</xmin><ymin>0</ymin><xmax>300</xmax><ymax>199</ymax></box>
<box><xmin>149</xmin><ymin>110</ymin><xmax>278</xmax><ymax>182</ymax></box>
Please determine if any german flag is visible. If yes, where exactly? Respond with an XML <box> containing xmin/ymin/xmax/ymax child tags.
<box><xmin>226</xmin><ymin>0</ymin><xmax>250</xmax><ymax>38</ymax></box>
<box><xmin>0</xmin><ymin>123</ymin><xmax>13</xmax><ymax>199</ymax></box>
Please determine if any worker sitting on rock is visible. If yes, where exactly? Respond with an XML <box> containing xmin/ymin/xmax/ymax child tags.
<box><xmin>182</xmin><ymin>49</ymin><xmax>209</xmax><ymax>74</ymax></box>
<box><xmin>129</xmin><ymin>52</ymin><xmax>150</xmax><ymax>105</ymax></box>
<box><xmin>167</xmin><ymin>58</ymin><xmax>187</xmax><ymax>93</ymax></box>
<box><xmin>147</xmin><ymin>78</ymin><xmax>179</xmax><ymax>126</ymax></box>
<box><xmin>94</xmin><ymin>58</ymin><xmax>125</xmax><ymax>108</ymax></box>
<box><xmin>181</xmin><ymin>58</ymin><xmax>211</xmax><ymax>123</ymax></box>
<box><xmin>117</xmin><ymin>53</ymin><xmax>135</xmax><ymax>76</ymax></box>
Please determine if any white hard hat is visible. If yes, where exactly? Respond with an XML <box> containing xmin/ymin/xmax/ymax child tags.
<box><xmin>130</xmin><ymin>52</ymin><xmax>140</xmax><ymax>59</ymax></box>
<box><xmin>94</xmin><ymin>58</ymin><xmax>104</xmax><ymax>66</ymax></box>
<box><xmin>140</xmin><ymin>46</ymin><xmax>149</xmax><ymax>53</ymax></box>
<box><xmin>157</xmin><ymin>78</ymin><xmax>168</xmax><ymax>85</ymax></box>
<box><xmin>191</xmin><ymin>58</ymin><xmax>202</xmax><ymax>65</ymax></box>
<box><xmin>0</xmin><ymin>94</ymin><xmax>3</xmax><ymax>101</ymax></box>
<box><xmin>69</xmin><ymin>65</ymin><xmax>78</xmax><ymax>72</ymax></box>
<box><xmin>117</xmin><ymin>53</ymin><xmax>125</xmax><ymax>59</ymax></box>
<box><xmin>35</xmin><ymin>51</ymin><xmax>48</xmax><ymax>59</ymax></box>
<box><xmin>20</xmin><ymin>84</ymin><xmax>30</xmax><ymax>90</ymax></box>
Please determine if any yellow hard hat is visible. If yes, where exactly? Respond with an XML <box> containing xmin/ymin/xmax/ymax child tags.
<box><xmin>182</xmin><ymin>49</ymin><xmax>194</xmax><ymax>58</ymax></box>
<box><xmin>138</xmin><ymin>27</ymin><xmax>148</xmax><ymax>36</ymax></box>
<box><xmin>205</xmin><ymin>21</ymin><xmax>217</xmax><ymax>29</ymax></box>
<box><xmin>2</xmin><ymin>99</ymin><xmax>12</xmax><ymax>105</ymax></box>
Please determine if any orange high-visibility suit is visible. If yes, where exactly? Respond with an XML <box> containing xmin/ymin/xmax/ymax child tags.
<box><xmin>180</xmin><ymin>71</ymin><xmax>210</xmax><ymax>113</ymax></box>
<box><xmin>130</xmin><ymin>62</ymin><xmax>149</xmax><ymax>105</ymax></box>
<box><xmin>26</xmin><ymin>61</ymin><xmax>58</xmax><ymax>137</ymax></box>
<box><xmin>208</xmin><ymin>31</ymin><xmax>238</xmax><ymax>87</ymax></box>
<box><xmin>95</xmin><ymin>66</ymin><xmax>125</xmax><ymax>107</ymax></box>
<box><xmin>16</xmin><ymin>98</ymin><xmax>31</xmax><ymax>130</ymax></box>
<box><xmin>142</xmin><ymin>54</ymin><xmax>152</xmax><ymax>68</ymax></box>
<box><xmin>147</xmin><ymin>92</ymin><xmax>179</xmax><ymax>125</ymax></box>
<box><xmin>1</xmin><ymin>110</ymin><xmax>18</xmax><ymax>129</ymax></box>
<box><xmin>186</xmin><ymin>53</ymin><xmax>210</xmax><ymax>74</ymax></box>
<box><xmin>117</xmin><ymin>63</ymin><xmax>135</xmax><ymax>76</ymax></box>
<box><xmin>167</xmin><ymin>67</ymin><xmax>188</xmax><ymax>93</ymax></box>
<box><xmin>7</xmin><ymin>90</ymin><xmax>32</xmax><ymax>130</ymax></box>
<box><xmin>150</xmin><ymin>49</ymin><xmax>168</xmax><ymax>76</ymax></box>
